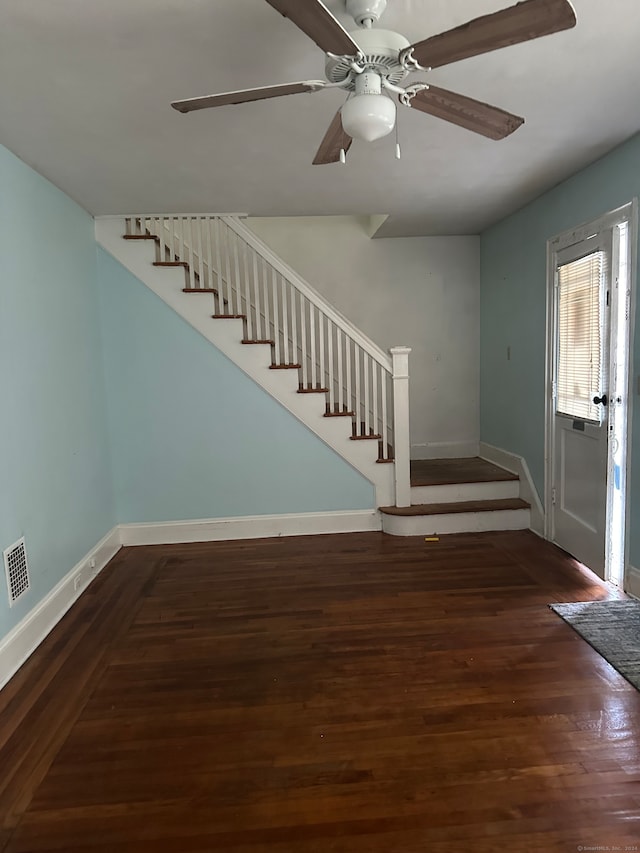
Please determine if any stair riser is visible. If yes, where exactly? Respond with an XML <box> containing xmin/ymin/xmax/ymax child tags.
<box><xmin>382</xmin><ymin>508</ymin><xmax>530</xmax><ymax>537</ymax></box>
<box><xmin>410</xmin><ymin>480</ymin><xmax>519</xmax><ymax>504</ymax></box>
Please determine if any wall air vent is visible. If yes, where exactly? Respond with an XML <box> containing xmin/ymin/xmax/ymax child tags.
<box><xmin>3</xmin><ymin>537</ymin><xmax>30</xmax><ymax>606</ymax></box>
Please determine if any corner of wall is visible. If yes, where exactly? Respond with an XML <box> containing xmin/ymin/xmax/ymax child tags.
<box><xmin>479</xmin><ymin>442</ymin><xmax>545</xmax><ymax>536</ymax></box>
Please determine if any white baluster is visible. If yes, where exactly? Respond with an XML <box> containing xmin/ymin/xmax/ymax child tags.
<box><xmin>178</xmin><ymin>218</ymin><xmax>185</xmax><ymax>265</ymax></box>
<box><xmin>166</xmin><ymin>217</ymin><xmax>173</xmax><ymax>260</ymax></box>
<box><xmin>319</xmin><ymin>312</ymin><xmax>326</xmax><ymax>391</ymax></box>
<box><xmin>309</xmin><ymin>303</ymin><xmax>317</xmax><ymax>390</ymax></box>
<box><xmin>290</xmin><ymin>286</ymin><xmax>299</xmax><ymax>370</ymax></box>
<box><xmin>272</xmin><ymin>268</ymin><xmax>281</xmax><ymax>361</ymax></box>
<box><xmin>336</xmin><ymin>325</ymin><xmax>343</xmax><ymax>413</ymax></box>
<box><xmin>345</xmin><ymin>337</ymin><xmax>352</xmax><ymax>416</ymax></box>
<box><xmin>262</xmin><ymin>258</ymin><xmax>270</xmax><ymax>342</ymax></box>
<box><xmin>372</xmin><ymin>359</ymin><xmax>378</xmax><ymax>439</ymax></box>
<box><xmin>251</xmin><ymin>250</ymin><xmax>260</xmax><ymax>340</ymax></box>
<box><xmin>300</xmin><ymin>297</ymin><xmax>308</xmax><ymax>388</ymax></box>
<box><xmin>168</xmin><ymin>217</ymin><xmax>174</xmax><ymax>259</ymax></box>
<box><xmin>354</xmin><ymin>346</ymin><xmax>361</xmax><ymax>434</ymax></box>
<box><xmin>381</xmin><ymin>370</ymin><xmax>389</xmax><ymax>460</ymax></box>
<box><xmin>214</xmin><ymin>218</ymin><xmax>224</xmax><ymax>313</ymax></box>
<box><xmin>186</xmin><ymin>219</ymin><xmax>196</xmax><ymax>290</ymax></box>
<box><xmin>195</xmin><ymin>218</ymin><xmax>205</xmax><ymax>290</ymax></box>
<box><xmin>205</xmin><ymin>218</ymin><xmax>214</xmax><ymax>298</ymax></box>
<box><xmin>281</xmin><ymin>275</ymin><xmax>289</xmax><ymax>365</ymax></box>
<box><xmin>155</xmin><ymin>216</ymin><xmax>163</xmax><ymax>261</ymax></box>
<box><xmin>223</xmin><ymin>222</ymin><xmax>233</xmax><ymax>315</ymax></box>
<box><xmin>242</xmin><ymin>239</ymin><xmax>251</xmax><ymax>328</ymax></box>
<box><xmin>363</xmin><ymin>353</ymin><xmax>370</xmax><ymax>436</ymax></box>
<box><xmin>327</xmin><ymin>321</ymin><xmax>334</xmax><ymax>411</ymax></box>
<box><xmin>171</xmin><ymin>217</ymin><xmax>178</xmax><ymax>259</ymax></box>
<box><xmin>232</xmin><ymin>231</ymin><xmax>241</xmax><ymax>315</ymax></box>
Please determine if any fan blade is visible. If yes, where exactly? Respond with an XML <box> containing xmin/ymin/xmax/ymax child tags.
<box><xmin>407</xmin><ymin>0</ymin><xmax>576</xmax><ymax>69</ymax></box>
<box><xmin>265</xmin><ymin>0</ymin><xmax>360</xmax><ymax>56</ymax></box>
<box><xmin>409</xmin><ymin>86</ymin><xmax>524</xmax><ymax>140</ymax></box>
<box><xmin>172</xmin><ymin>81</ymin><xmax>324</xmax><ymax>113</ymax></box>
<box><xmin>313</xmin><ymin>110</ymin><xmax>353</xmax><ymax>165</ymax></box>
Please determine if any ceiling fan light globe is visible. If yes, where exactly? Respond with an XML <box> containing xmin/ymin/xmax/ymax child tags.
<box><xmin>341</xmin><ymin>93</ymin><xmax>396</xmax><ymax>142</ymax></box>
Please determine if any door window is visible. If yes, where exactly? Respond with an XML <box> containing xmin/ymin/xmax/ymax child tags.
<box><xmin>556</xmin><ymin>251</ymin><xmax>605</xmax><ymax>423</ymax></box>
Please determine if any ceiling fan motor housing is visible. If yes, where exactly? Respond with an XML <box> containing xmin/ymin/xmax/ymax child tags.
<box><xmin>346</xmin><ymin>0</ymin><xmax>387</xmax><ymax>26</ymax></box>
<box><xmin>325</xmin><ymin>27</ymin><xmax>411</xmax><ymax>89</ymax></box>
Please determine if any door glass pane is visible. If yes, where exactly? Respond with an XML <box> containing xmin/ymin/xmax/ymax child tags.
<box><xmin>556</xmin><ymin>251</ymin><xmax>604</xmax><ymax>422</ymax></box>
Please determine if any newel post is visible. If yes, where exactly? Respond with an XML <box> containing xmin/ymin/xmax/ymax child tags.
<box><xmin>390</xmin><ymin>346</ymin><xmax>412</xmax><ymax>507</ymax></box>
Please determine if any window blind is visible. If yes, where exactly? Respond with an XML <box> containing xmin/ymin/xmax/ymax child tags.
<box><xmin>556</xmin><ymin>251</ymin><xmax>604</xmax><ymax>422</ymax></box>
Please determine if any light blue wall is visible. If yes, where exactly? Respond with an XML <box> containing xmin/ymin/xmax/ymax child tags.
<box><xmin>97</xmin><ymin>248</ymin><xmax>375</xmax><ymax>522</ymax></box>
<box><xmin>481</xmin><ymin>132</ymin><xmax>640</xmax><ymax>562</ymax></box>
<box><xmin>0</xmin><ymin>145</ymin><xmax>115</xmax><ymax>639</ymax></box>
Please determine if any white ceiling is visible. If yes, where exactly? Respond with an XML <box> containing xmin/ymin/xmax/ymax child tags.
<box><xmin>1</xmin><ymin>0</ymin><xmax>640</xmax><ymax>236</ymax></box>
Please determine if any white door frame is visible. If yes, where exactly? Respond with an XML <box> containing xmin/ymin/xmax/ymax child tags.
<box><xmin>544</xmin><ymin>200</ymin><xmax>638</xmax><ymax>585</ymax></box>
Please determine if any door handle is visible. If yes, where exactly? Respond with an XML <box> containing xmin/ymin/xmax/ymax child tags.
<box><xmin>593</xmin><ymin>394</ymin><xmax>608</xmax><ymax>406</ymax></box>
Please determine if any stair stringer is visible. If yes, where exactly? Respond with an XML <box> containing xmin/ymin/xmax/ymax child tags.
<box><xmin>95</xmin><ymin>218</ymin><xmax>394</xmax><ymax>508</ymax></box>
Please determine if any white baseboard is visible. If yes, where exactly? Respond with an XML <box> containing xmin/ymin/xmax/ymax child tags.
<box><xmin>479</xmin><ymin>442</ymin><xmax>545</xmax><ymax>536</ymax></box>
<box><xmin>626</xmin><ymin>565</ymin><xmax>640</xmax><ymax>599</ymax></box>
<box><xmin>410</xmin><ymin>440</ymin><xmax>479</xmax><ymax>460</ymax></box>
<box><xmin>0</xmin><ymin>527</ymin><xmax>121</xmax><ymax>690</ymax></box>
<box><xmin>119</xmin><ymin>509</ymin><xmax>381</xmax><ymax>546</ymax></box>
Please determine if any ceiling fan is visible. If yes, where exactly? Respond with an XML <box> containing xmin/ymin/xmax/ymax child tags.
<box><xmin>171</xmin><ymin>0</ymin><xmax>577</xmax><ymax>164</ymax></box>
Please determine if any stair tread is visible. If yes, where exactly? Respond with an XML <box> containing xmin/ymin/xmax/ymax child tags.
<box><xmin>124</xmin><ymin>234</ymin><xmax>159</xmax><ymax>241</ymax></box>
<box><xmin>242</xmin><ymin>339</ymin><xmax>274</xmax><ymax>345</ymax></box>
<box><xmin>410</xmin><ymin>457</ymin><xmax>518</xmax><ymax>487</ymax></box>
<box><xmin>298</xmin><ymin>387</ymin><xmax>329</xmax><ymax>393</ymax></box>
<box><xmin>184</xmin><ymin>288</ymin><xmax>218</xmax><ymax>293</ymax></box>
<box><xmin>270</xmin><ymin>363</ymin><xmax>302</xmax><ymax>369</ymax></box>
<box><xmin>379</xmin><ymin>498</ymin><xmax>530</xmax><ymax>516</ymax></box>
<box><xmin>324</xmin><ymin>411</ymin><xmax>355</xmax><ymax>418</ymax></box>
<box><xmin>213</xmin><ymin>314</ymin><xmax>246</xmax><ymax>319</ymax></box>
<box><xmin>154</xmin><ymin>261</ymin><xmax>189</xmax><ymax>268</ymax></box>
<box><xmin>350</xmin><ymin>434</ymin><xmax>382</xmax><ymax>441</ymax></box>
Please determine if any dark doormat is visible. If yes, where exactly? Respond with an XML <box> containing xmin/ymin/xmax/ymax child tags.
<box><xmin>549</xmin><ymin>600</ymin><xmax>640</xmax><ymax>691</ymax></box>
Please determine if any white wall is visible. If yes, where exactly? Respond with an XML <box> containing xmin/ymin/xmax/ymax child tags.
<box><xmin>247</xmin><ymin>216</ymin><xmax>480</xmax><ymax>459</ymax></box>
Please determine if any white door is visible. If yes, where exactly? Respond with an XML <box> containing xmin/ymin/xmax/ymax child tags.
<box><xmin>551</xmin><ymin>231</ymin><xmax>612</xmax><ymax>578</ymax></box>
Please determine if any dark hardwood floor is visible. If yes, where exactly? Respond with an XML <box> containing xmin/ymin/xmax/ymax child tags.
<box><xmin>1</xmin><ymin>531</ymin><xmax>639</xmax><ymax>852</ymax></box>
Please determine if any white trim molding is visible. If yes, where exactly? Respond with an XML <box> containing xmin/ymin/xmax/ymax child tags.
<box><xmin>479</xmin><ymin>442</ymin><xmax>544</xmax><ymax>535</ymax></box>
<box><xmin>119</xmin><ymin>509</ymin><xmax>380</xmax><ymax>546</ymax></box>
<box><xmin>0</xmin><ymin>527</ymin><xmax>121</xmax><ymax>690</ymax></box>
<box><xmin>411</xmin><ymin>440</ymin><xmax>480</xmax><ymax>460</ymax></box>
<box><xmin>626</xmin><ymin>565</ymin><xmax>640</xmax><ymax>599</ymax></box>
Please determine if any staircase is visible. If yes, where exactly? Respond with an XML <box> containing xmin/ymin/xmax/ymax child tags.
<box><xmin>380</xmin><ymin>457</ymin><xmax>530</xmax><ymax>535</ymax></box>
<box><xmin>95</xmin><ymin>214</ymin><xmax>531</xmax><ymax>537</ymax></box>
<box><xmin>95</xmin><ymin>214</ymin><xmax>412</xmax><ymax>510</ymax></box>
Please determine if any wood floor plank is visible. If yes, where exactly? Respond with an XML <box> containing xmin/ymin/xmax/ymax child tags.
<box><xmin>1</xmin><ymin>531</ymin><xmax>639</xmax><ymax>851</ymax></box>
<box><xmin>0</xmin><ymin>548</ymin><xmax>163</xmax><ymax>831</ymax></box>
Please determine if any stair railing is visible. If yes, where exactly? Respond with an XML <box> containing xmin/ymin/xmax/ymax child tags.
<box><xmin>124</xmin><ymin>215</ymin><xmax>411</xmax><ymax>505</ymax></box>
